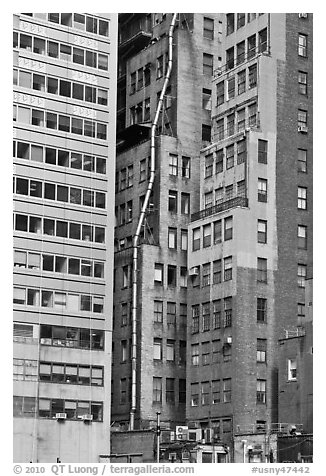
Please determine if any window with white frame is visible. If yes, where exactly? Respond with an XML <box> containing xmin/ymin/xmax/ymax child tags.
<box><xmin>154</xmin><ymin>338</ymin><xmax>162</xmax><ymax>360</ymax></box>
<box><xmin>257</xmin><ymin>339</ymin><xmax>267</xmax><ymax>363</ymax></box>
<box><xmin>298</xmin><ymin>71</ymin><xmax>307</xmax><ymax>95</ymax></box>
<box><xmin>257</xmin><ymin>220</ymin><xmax>267</xmax><ymax>244</ymax></box>
<box><xmin>298</xmin><ymin>225</ymin><xmax>307</xmax><ymax>249</ymax></box>
<box><xmin>298</xmin><ymin>149</ymin><xmax>307</xmax><ymax>173</ymax></box>
<box><xmin>224</xmin><ymin>256</ymin><xmax>232</xmax><ymax>281</ymax></box>
<box><xmin>288</xmin><ymin>359</ymin><xmax>297</xmax><ymax>381</ymax></box>
<box><xmin>168</xmin><ymin>227</ymin><xmax>177</xmax><ymax>249</ymax></box>
<box><xmin>169</xmin><ymin>154</ymin><xmax>178</xmax><ymax>176</ymax></box>
<box><xmin>298</xmin><ymin>186</ymin><xmax>307</xmax><ymax>209</ymax></box>
<box><xmin>203</xmin><ymin>224</ymin><xmax>211</xmax><ymax>248</ymax></box>
<box><xmin>256</xmin><ymin>379</ymin><xmax>266</xmax><ymax>403</ymax></box>
<box><xmin>191</xmin><ymin>344</ymin><xmax>199</xmax><ymax>366</ymax></box>
<box><xmin>298</xmin><ymin>34</ymin><xmax>307</xmax><ymax>57</ymax></box>
<box><xmin>154</xmin><ymin>263</ymin><xmax>163</xmax><ymax>284</ymax></box>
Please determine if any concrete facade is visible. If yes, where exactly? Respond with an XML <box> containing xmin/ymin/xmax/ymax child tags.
<box><xmin>13</xmin><ymin>13</ymin><xmax>117</xmax><ymax>462</ymax></box>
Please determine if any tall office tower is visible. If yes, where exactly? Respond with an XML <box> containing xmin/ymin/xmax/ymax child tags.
<box><xmin>187</xmin><ymin>13</ymin><xmax>312</xmax><ymax>457</ymax></box>
<box><xmin>13</xmin><ymin>13</ymin><xmax>117</xmax><ymax>462</ymax></box>
<box><xmin>112</xmin><ymin>13</ymin><xmax>222</xmax><ymax>430</ymax></box>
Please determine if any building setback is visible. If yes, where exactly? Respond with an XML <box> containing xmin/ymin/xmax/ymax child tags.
<box><xmin>112</xmin><ymin>13</ymin><xmax>312</xmax><ymax>463</ymax></box>
<box><xmin>13</xmin><ymin>13</ymin><xmax>117</xmax><ymax>462</ymax></box>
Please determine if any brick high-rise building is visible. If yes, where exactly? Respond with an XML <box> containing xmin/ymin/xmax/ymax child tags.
<box><xmin>187</xmin><ymin>13</ymin><xmax>312</xmax><ymax>461</ymax></box>
<box><xmin>13</xmin><ymin>13</ymin><xmax>117</xmax><ymax>462</ymax></box>
<box><xmin>112</xmin><ymin>12</ymin><xmax>312</xmax><ymax>462</ymax></box>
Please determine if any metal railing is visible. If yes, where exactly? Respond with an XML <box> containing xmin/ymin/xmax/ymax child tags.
<box><xmin>191</xmin><ymin>196</ymin><xmax>248</xmax><ymax>222</ymax></box>
<box><xmin>285</xmin><ymin>328</ymin><xmax>306</xmax><ymax>339</ymax></box>
<box><xmin>235</xmin><ymin>423</ymin><xmax>304</xmax><ymax>434</ymax></box>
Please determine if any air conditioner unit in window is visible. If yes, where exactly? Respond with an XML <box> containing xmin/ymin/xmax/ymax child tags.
<box><xmin>298</xmin><ymin>13</ymin><xmax>308</xmax><ymax>18</ymax></box>
<box><xmin>80</xmin><ymin>414</ymin><xmax>93</xmax><ymax>421</ymax></box>
<box><xmin>189</xmin><ymin>267</ymin><xmax>199</xmax><ymax>277</ymax></box>
<box><xmin>176</xmin><ymin>426</ymin><xmax>188</xmax><ymax>440</ymax></box>
<box><xmin>56</xmin><ymin>413</ymin><xmax>67</xmax><ymax>420</ymax></box>
<box><xmin>224</xmin><ymin>336</ymin><xmax>232</xmax><ymax>345</ymax></box>
<box><xmin>298</xmin><ymin>125</ymin><xmax>308</xmax><ymax>133</ymax></box>
<box><xmin>168</xmin><ymin>452</ymin><xmax>177</xmax><ymax>461</ymax></box>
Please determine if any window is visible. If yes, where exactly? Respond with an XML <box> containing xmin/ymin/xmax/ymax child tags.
<box><xmin>226</xmin><ymin>47</ymin><xmax>234</xmax><ymax>71</ymax></box>
<box><xmin>154</xmin><ymin>300</ymin><xmax>163</xmax><ymax>323</ymax></box>
<box><xmin>216</xmin><ymin>81</ymin><xmax>224</xmax><ymax>106</ymax></box>
<box><xmin>202</xmin><ymin>124</ymin><xmax>211</xmax><ymax>142</ymax></box>
<box><xmin>215</xmin><ymin>150</ymin><xmax>223</xmax><ymax>174</ymax></box>
<box><xmin>237</xmin><ymin>41</ymin><xmax>245</xmax><ymax>65</ymax></box>
<box><xmin>157</xmin><ymin>55</ymin><xmax>164</xmax><ymax>79</ymax></box>
<box><xmin>191</xmin><ymin>344</ymin><xmax>199</xmax><ymax>366</ymax></box>
<box><xmin>227</xmin><ymin>78</ymin><xmax>235</xmax><ymax>101</ymax></box>
<box><xmin>298</xmin><ymin>302</ymin><xmax>305</xmax><ymax>320</ymax></box>
<box><xmin>205</xmin><ymin>154</ymin><xmax>213</xmax><ymax>178</ymax></box>
<box><xmin>181</xmin><ymin>156</ymin><xmax>190</xmax><ymax>178</ymax></box>
<box><xmin>213</xmin><ymin>260</ymin><xmax>222</xmax><ymax>284</ymax></box>
<box><xmin>168</xmin><ymin>190</ymin><xmax>178</xmax><ymax>213</ymax></box>
<box><xmin>121</xmin><ymin>340</ymin><xmax>128</xmax><ymax>362</ymax></box>
<box><xmin>258</xmin><ymin>220</ymin><xmax>267</xmax><ymax>244</ymax></box>
<box><xmin>226</xmin><ymin>13</ymin><xmax>235</xmax><ymax>35</ymax></box>
<box><xmin>203</xmin><ymin>17</ymin><xmax>214</xmax><ymax>39</ymax></box>
<box><xmin>193</xmin><ymin>228</ymin><xmax>200</xmax><ymax>251</ymax></box>
<box><xmin>223</xmin><ymin>343</ymin><xmax>231</xmax><ymax>362</ymax></box>
<box><xmin>201</xmin><ymin>381</ymin><xmax>210</xmax><ymax>405</ymax></box>
<box><xmin>249</xmin><ymin>64</ymin><xmax>257</xmax><ymax>88</ymax></box>
<box><xmin>237</xmin><ymin>109</ymin><xmax>246</xmax><ymax>133</ymax></box>
<box><xmin>298</xmin><ymin>34</ymin><xmax>307</xmax><ymax>57</ymax></box>
<box><xmin>298</xmin><ymin>225</ymin><xmax>307</xmax><ymax>249</ymax></box>
<box><xmin>224</xmin><ymin>297</ymin><xmax>232</xmax><ymax>327</ymax></box>
<box><xmin>258</xmin><ymin>139</ymin><xmax>268</xmax><ymax>164</ymax></box>
<box><xmin>192</xmin><ymin>305</ymin><xmax>200</xmax><ymax>334</ymax></box>
<box><xmin>166</xmin><ymin>378</ymin><xmax>175</xmax><ymax>404</ymax></box>
<box><xmin>180</xmin><ymin>267</ymin><xmax>187</xmax><ymax>288</ymax></box>
<box><xmin>298</xmin><ymin>109</ymin><xmax>307</xmax><ymax>129</ymax></box>
<box><xmin>298</xmin><ymin>187</ymin><xmax>307</xmax><ymax>209</ymax></box>
<box><xmin>238</xmin><ymin>70</ymin><xmax>246</xmax><ymax>95</ymax></box>
<box><xmin>137</xmin><ymin>67</ymin><xmax>144</xmax><ymax>90</ymax></box>
<box><xmin>298</xmin><ymin>71</ymin><xmax>308</xmax><ymax>95</ymax></box>
<box><xmin>169</xmin><ymin>154</ymin><xmax>178</xmax><ymax>176</ymax></box>
<box><xmin>166</xmin><ymin>340</ymin><xmax>175</xmax><ymax>361</ymax></box>
<box><xmin>225</xmin><ymin>184</ymin><xmax>233</xmax><ymax>201</ymax></box>
<box><xmin>167</xmin><ymin>302</ymin><xmax>176</xmax><ymax>325</ymax></box>
<box><xmin>167</xmin><ymin>266</ymin><xmax>177</xmax><ymax>287</ymax></box>
<box><xmin>298</xmin><ymin>149</ymin><xmax>307</xmax><ymax>173</ymax></box>
<box><xmin>248</xmin><ymin>34</ymin><xmax>256</xmax><ymax>59</ymax></box>
<box><xmin>259</xmin><ymin>28</ymin><xmax>268</xmax><ymax>52</ymax></box>
<box><xmin>204</xmin><ymin>191</ymin><xmax>213</xmax><ymax>209</ymax></box>
<box><xmin>203</xmin><ymin>225</ymin><xmax>211</xmax><ymax>248</ymax></box>
<box><xmin>224</xmin><ymin>216</ymin><xmax>233</xmax><ymax>241</ymax></box>
<box><xmin>216</xmin><ymin>118</ymin><xmax>224</xmax><ymax>141</ymax></box>
<box><xmin>179</xmin><ymin>379</ymin><xmax>186</xmax><ymax>404</ymax></box>
<box><xmin>180</xmin><ymin>303</ymin><xmax>187</xmax><ymax>329</ymax></box>
<box><xmin>153</xmin><ymin>377</ymin><xmax>162</xmax><ymax>403</ymax></box>
<box><xmin>213</xmin><ymin>220</ymin><xmax>222</xmax><ymax>244</ymax></box>
<box><xmin>213</xmin><ymin>301</ymin><xmax>221</xmax><ymax>329</ymax></box>
<box><xmin>257</xmin><ymin>339</ymin><xmax>267</xmax><ymax>362</ymax></box>
<box><xmin>203</xmin><ymin>53</ymin><xmax>213</xmax><ymax>75</ymax></box>
<box><xmin>202</xmin><ymin>88</ymin><xmax>212</xmax><ymax>111</ymax></box>
<box><xmin>237</xmin><ymin>180</ymin><xmax>246</xmax><ymax>197</ymax></box>
<box><xmin>154</xmin><ymin>338</ymin><xmax>162</xmax><ymax>360</ymax></box>
<box><xmin>258</xmin><ymin>178</ymin><xmax>268</xmax><ymax>202</ymax></box>
<box><xmin>237</xmin><ymin>13</ymin><xmax>245</xmax><ymax>29</ymax></box>
<box><xmin>168</xmin><ymin>228</ymin><xmax>177</xmax><ymax>249</ymax></box>
<box><xmin>191</xmin><ymin>383</ymin><xmax>199</xmax><ymax>407</ymax></box>
<box><xmin>154</xmin><ymin>264</ymin><xmax>163</xmax><ymax>285</ymax></box>
<box><xmin>13</xmin><ymin>396</ymin><xmax>36</xmax><ymax>418</ymax></box>
<box><xmin>288</xmin><ymin>359</ymin><xmax>297</xmax><ymax>380</ymax></box>
<box><xmin>212</xmin><ymin>380</ymin><xmax>221</xmax><ymax>404</ymax></box>
<box><xmin>181</xmin><ymin>193</ymin><xmax>190</xmax><ymax>214</ymax></box>
<box><xmin>257</xmin><ymin>298</ymin><xmax>267</xmax><ymax>322</ymax></box>
<box><xmin>223</xmin><ymin>379</ymin><xmax>231</xmax><ymax>403</ymax></box>
<box><xmin>298</xmin><ymin>264</ymin><xmax>307</xmax><ymax>287</ymax></box>
<box><xmin>224</xmin><ymin>256</ymin><xmax>232</xmax><ymax>281</ymax></box>
<box><xmin>202</xmin><ymin>304</ymin><xmax>211</xmax><ymax>331</ymax></box>
<box><xmin>257</xmin><ymin>258</ymin><xmax>268</xmax><ymax>283</ymax></box>
<box><xmin>181</xmin><ymin>229</ymin><xmax>188</xmax><ymax>251</ymax></box>
<box><xmin>257</xmin><ymin>380</ymin><xmax>266</xmax><ymax>403</ymax></box>
<box><xmin>248</xmin><ymin>103</ymin><xmax>257</xmax><ymax>127</ymax></box>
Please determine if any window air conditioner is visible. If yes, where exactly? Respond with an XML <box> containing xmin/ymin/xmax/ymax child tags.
<box><xmin>81</xmin><ymin>414</ymin><xmax>93</xmax><ymax>421</ymax></box>
<box><xmin>298</xmin><ymin>125</ymin><xmax>308</xmax><ymax>133</ymax></box>
<box><xmin>225</xmin><ymin>336</ymin><xmax>232</xmax><ymax>344</ymax></box>
<box><xmin>176</xmin><ymin>426</ymin><xmax>188</xmax><ymax>440</ymax></box>
<box><xmin>56</xmin><ymin>413</ymin><xmax>67</xmax><ymax>420</ymax></box>
<box><xmin>189</xmin><ymin>267</ymin><xmax>199</xmax><ymax>277</ymax></box>
<box><xmin>298</xmin><ymin>13</ymin><xmax>308</xmax><ymax>18</ymax></box>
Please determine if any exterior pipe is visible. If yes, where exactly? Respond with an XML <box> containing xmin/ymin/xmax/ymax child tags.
<box><xmin>129</xmin><ymin>13</ymin><xmax>178</xmax><ymax>430</ymax></box>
